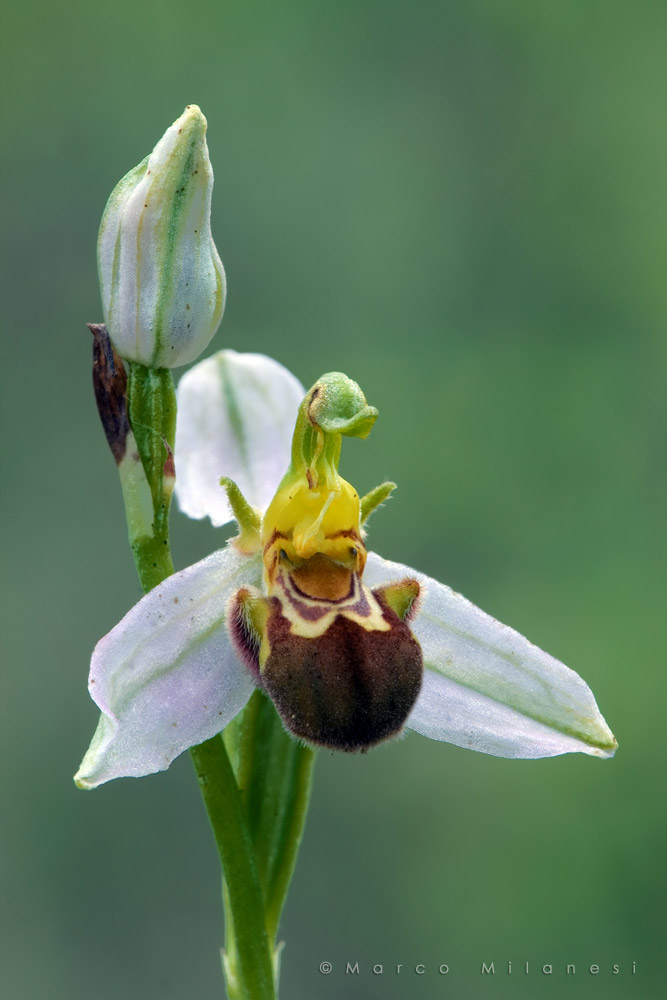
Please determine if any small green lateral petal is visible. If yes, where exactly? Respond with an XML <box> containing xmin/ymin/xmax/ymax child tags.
<box><xmin>360</xmin><ymin>481</ymin><xmax>397</xmax><ymax>524</ymax></box>
<box><xmin>220</xmin><ymin>476</ymin><xmax>262</xmax><ymax>554</ymax></box>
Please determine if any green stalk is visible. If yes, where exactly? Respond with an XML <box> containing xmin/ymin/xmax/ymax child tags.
<box><xmin>91</xmin><ymin>334</ymin><xmax>314</xmax><ymax>999</ymax></box>
<box><xmin>190</xmin><ymin>736</ymin><xmax>276</xmax><ymax>1000</ymax></box>
<box><xmin>120</xmin><ymin>360</ymin><xmax>277</xmax><ymax>999</ymax></box>
<box><xmin>125</xmin><ymin>362</ymin><xmax>176</xmax><ymax>589</ymax></box>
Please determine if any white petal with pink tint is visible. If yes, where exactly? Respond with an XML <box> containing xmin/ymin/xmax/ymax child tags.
<box><xmin>75</xmin><ymin>546</ymin><xmax>261</xmax><ymax>788</ymax></box>
<box><xmin>175</xmin><ymin>350</ymin><xmax>304</xmax><ymax>526</ymax></box>
<box><xmin>364</xmin><ymin>553</ymin><xmax>617</xmax><ymax>759</ymax></box>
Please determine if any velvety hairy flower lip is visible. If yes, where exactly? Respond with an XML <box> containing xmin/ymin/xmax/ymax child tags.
<box><xmin>75</xmin><ymin>351</ymin><xmax>617</xmax><ymax>789</ymax></box>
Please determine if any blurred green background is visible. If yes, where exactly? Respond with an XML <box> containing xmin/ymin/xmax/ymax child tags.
<box><xmin>2</xmin><ymin>0</ymin><xmax>664</xmax><ymax>997</ymax></box>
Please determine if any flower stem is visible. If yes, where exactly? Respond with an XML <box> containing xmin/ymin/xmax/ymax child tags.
<box><xmin>105</xmin><ymin>358</ymin><xmax>305</xmax><ymax>999</ymax></box>
<box><xmin>89</xmin><ymin>338</ymin><xmax>317</xmax><ymax>998</ymax></box>
<box><xmin>190</xmin><ymin>736</ymin><xmax>276</xmax><ymax>1000</ymax></box>
<box><xmin>125</xmin><ymin>362</ymin><xmax>176</xmax><ymax>590</ymax></box>
<box><xmin>89</xmin><ymin>325</ymin><xmax>175</xmax><ymax>589</ymax></box>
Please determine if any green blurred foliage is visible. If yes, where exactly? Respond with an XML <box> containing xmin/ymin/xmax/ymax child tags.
<box><xmin>1</xmin><ymin>0</ymin><xmax>664</xmax><ymax>997</ymax></box>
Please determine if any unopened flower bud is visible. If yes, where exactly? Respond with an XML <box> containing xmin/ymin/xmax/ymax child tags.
<box><xmin>97</xmin><ymin>105</ymin><xmax>225</xmax><ymax>369</ymax></box>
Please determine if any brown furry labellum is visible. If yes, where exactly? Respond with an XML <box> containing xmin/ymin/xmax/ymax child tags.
<box><xmin>228</xmin><ymin>569</ymin><xmax>423</xmax><ymax>752</ymax></box>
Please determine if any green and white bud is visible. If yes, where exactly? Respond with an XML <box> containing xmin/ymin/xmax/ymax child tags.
<box><xmin>97</xmin><ymin>105</ymin><xmax>225</xmax><ymax>369</ymax></box>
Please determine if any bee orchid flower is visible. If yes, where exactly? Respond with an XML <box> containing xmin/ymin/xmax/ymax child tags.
<box><xmin>75</xmin><ymin>351</ymin><xmax>616</xmax><ymax>789</ymax></box>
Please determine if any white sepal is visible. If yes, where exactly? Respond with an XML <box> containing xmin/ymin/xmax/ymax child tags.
<box><xmin>175</xmin><ymin>350</ymin><xmax>305</xmax><ymax>526</ymax></box>
<box><xmin>364</xmin><ymin>553</ymin><xmax>617</xmax><ymax>759</ymax></box>
<box><xmin>74</xmin><ymin>546</ymin><xmax>261</xmax><ymax>789</ymax></box>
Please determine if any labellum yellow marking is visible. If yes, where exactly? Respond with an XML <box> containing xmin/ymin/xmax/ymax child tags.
<box><xmin>272</xmin><ymin>558</ymin><xmax>391</xmax><ymax>641</ymax></box>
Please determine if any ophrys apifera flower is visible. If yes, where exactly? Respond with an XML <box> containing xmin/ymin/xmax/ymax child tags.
<box><xmin>75</xmin><ymin>352</ymin><xmax>617</xmax><ymax>788</ymax></box>
<box><xmin>227</xmin><ymin>370</ymin><xmax>423</xmax><ymax>751</ymax></box>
